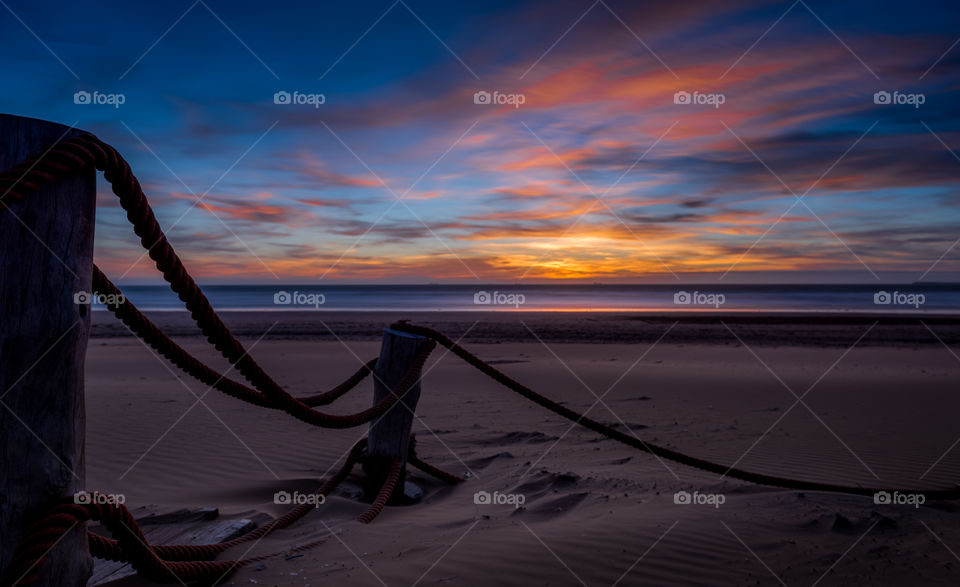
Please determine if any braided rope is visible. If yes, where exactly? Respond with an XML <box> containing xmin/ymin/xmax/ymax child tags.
<box><xmin>4</xmin><ymin>129</ymin><xmax>960</xmax><ymax>587</ymax></box>
<box><xmin>389</xmin><ymin>321</ymin><xmax>960</xmax><ymax>500</ymax></box>
<box><xmin>1</xmin><ymin>440</ymin><xmax>368</xmax><ymax>586</ymax></box>
<box><xmin>1</xmin><ymin>134</ymin><xmax>436</xmax><ymax>429</ymax></box>
<box><xmin>408</xmin><ymin>435</ymin><xmax>463</xmax><ymax>485</ymax></box>
<box><xmin>357</xmin><ymin>459</ymin><xmax>403</xmax><ymax>524</ymax></box>
<box><xmin>93</xmin><ymin>266</ymin><xmax>380</xmax><ymax>411</ymax></box>
<box><xmin>0</xmin><ymin>134</ymin><xmax>442</xmax><ymax>584</ymax></box>
<box><xmin>91</xmin><ymin>439</ymin><xmax>368</xmax><ymax>564</ymax></box>
<box><xmin>2</xmin><ymin>501</ymin><xmax>250</xmax><ymax>586</ymax></box>
<box><xmin>93</xmin><ymin>263</ymin><xmax>435</xmax><ymax>428</ymax></box>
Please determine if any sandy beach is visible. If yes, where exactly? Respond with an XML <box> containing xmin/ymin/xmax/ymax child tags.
<box><xmin>83</xmin><ymin>311</ymin><xmax>960</xmax><ymax>586</ymax></box>
<box><xmin>6</xmin><ymin>1</ymin><xmax>960</xmax><ymax>584</ymax></box>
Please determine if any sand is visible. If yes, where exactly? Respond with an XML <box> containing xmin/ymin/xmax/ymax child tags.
<box><xmin>82</xmin><ymin>311</ymin><xmax>960</xmax><ymax>586</ymax></box>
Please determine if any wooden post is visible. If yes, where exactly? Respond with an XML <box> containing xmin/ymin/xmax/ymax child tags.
<box><xmin>363</xmin><ymin>328</ymin><xmax>429</xmax><ymax>503</ymax></box>
<box><xmin>0</xmin><ymin>115</ymin><xmax>96</xmax><ymax>585</ymax></box>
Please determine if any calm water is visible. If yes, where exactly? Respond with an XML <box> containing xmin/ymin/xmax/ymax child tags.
<box><xmin>92</xmin><ymin>283</ymin><xmax>960</xmax><ymax>313</ymax></box>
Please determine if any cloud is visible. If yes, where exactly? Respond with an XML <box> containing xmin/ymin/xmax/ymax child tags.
<box><xmin>279</xmin><ymin>151</ymin><xmax>382</xmax><ymax>188</ymax></box>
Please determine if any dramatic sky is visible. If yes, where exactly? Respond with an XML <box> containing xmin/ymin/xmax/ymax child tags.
<box><xmin>2</xmin><ymin>0</ymin><xmax>959</xmax><ymax>283</ymax></box>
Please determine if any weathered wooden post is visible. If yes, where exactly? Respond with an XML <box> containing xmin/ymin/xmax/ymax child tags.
<box><xmin>363</xmin><ymin>328</ymin><xmax>430</xmax><ymax>503</ymax></box>
<box><xmin>0</xmin><ymin>115</ymin><xmax>96</xmax><ymax>585</ymax></box>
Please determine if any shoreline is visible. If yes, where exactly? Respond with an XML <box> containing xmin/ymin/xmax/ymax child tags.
<box><xmin>91</xmin><ymin>310</ymin><xmax>960</xmax><ymax>347</ymax></box>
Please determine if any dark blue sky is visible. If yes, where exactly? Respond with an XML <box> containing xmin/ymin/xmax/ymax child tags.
<box><xmin>2</xmin><ymin>0</ymin><xmax>959</xmax><ymax>283</ymax></box>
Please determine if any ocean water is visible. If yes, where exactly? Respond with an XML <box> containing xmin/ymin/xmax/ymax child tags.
<box><xmin>92</xmin><ymin>283</ymin><xmax>960</xmax><ymax>313</ymax></box>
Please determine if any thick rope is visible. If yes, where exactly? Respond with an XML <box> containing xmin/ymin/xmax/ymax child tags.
<box><xmin>357</xmin><ymin>459</ymin><xmax>403</xmax><ymax>524</ymax></box>
<box><xmin>4</xmin><ymin>129</ymin><xmax>959</xmax><ymax>586</ymax></box>
<box><xmin>1</xmin><ymin>134</ymin><xmax>436</xmax><ymax>429</ymax></box>
<box><xmin>1</xmin><ymin>440</ymin><xmax>367</xmax><ymax>586</ymax></box>
<box><xmin>93</xmin><ymin>266</ymin><xmax>379</xmax><ymax>411</ymax></box>
<box><xmin>93</xmin><ymin>263</ymin><xmax>435</xmax><ymax>429</ymax></box>
<box><xmin>408</xmin><ymin>434</ymin><xmax>463</xmax><ymax>485</ymax></box>
<box><xmin>3</xmin><ymin>502</ymin><xmax>253</xmax><ymax>586</ymax></box>
<box><xmin>88</xmin><ymin>439</ymin><xmax>368</xmax><ymax>566</ymax></box>
<box><xmin>389</xmin><ymin>321</ymin><xmax>960</xmax><ymax>500</ymax></box>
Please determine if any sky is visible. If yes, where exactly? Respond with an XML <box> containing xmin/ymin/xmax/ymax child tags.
<box><xmin>1</xmin><ymin>0</ymin><xmax>959</xmax><ymax>284</ymax></box>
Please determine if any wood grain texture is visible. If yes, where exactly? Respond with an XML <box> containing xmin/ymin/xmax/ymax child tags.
<box><xmin>363</xmin><ymin>328</ymin><xmax>429</xmax><ymax>500</ymax></box>
<box><xmin>0</xmin><ymin>114</ymin><xmax>96</xmax><ymax>586</ymax></box>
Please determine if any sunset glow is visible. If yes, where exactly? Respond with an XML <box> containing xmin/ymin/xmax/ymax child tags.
<box><xmin>6</xmin><ymin>0</ymin><xmax>957</xmax><ymax>283</ymax></box>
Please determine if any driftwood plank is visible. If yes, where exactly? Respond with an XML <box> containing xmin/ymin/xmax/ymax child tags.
<box><xmin>138</xmin><ymin>507</ymin><xmax>218</xmax><ymax>525</ymax></box>
<box><xmin>87</xmin><ymin>509</ymin><xmax>255</xmax><ymax>586</ymax></box>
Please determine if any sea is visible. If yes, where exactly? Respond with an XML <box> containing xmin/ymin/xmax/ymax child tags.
<box><xmin>90</xmin><ymin>283</ymin><xmax>960</xmax><ymax>314</ymax></box>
